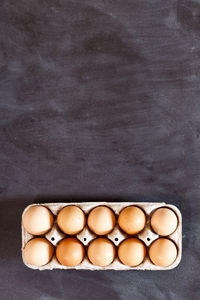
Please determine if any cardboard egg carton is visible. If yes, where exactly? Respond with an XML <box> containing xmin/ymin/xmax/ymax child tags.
<box><xmin>21</xmin><ymin>202</ymin><xmax>182</xmax><ymax>270</ymax></box>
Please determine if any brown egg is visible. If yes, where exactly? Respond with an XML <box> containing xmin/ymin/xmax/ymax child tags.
<box><xmin>22</xmin><ymin>206</ymin><xmax>54</xmax><ymax>235</ymax></box>
<box><xmin>118</xmin><ymin>206</ymin><xmax>146</xmax><ymax>234</ymax></box>
<box><xmin>87</xmin><ymin>206</ymin><xmax>116</xmax><ymax>235</ymax></box>
<box><xmin>88</xmin><ymin>238</ymin><xmax>116</xmax><ymax>267</ymax></box>
<box><xmin>151</xmin><ymin>207</ymin><xmax>178</xmax><ymax>236</ymax></box>
<box><xmin>57</xmin><ymin>206</ymin><xmax>86</xmax><ymax>235</ymax></box>
<box><xmin>118</xmin><ymin>238</ymin><xmax>146</xmax><ymax>267</ymax></box>
<box><xmin>56</xmin><ymin>238</ymin><xmax>85</xmax><ymax>267</ymax></box>
<box><xmin>23</xmin><ymin>238</ymin><xmax>54</xmax><ymax>266</ymax></box>
<box><xmin>149</xmin><ymin>238</ymin><xmax>177</xmax><ymax>267</ymax></box>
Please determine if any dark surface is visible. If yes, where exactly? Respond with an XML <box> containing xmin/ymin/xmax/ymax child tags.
<box><xmin>0</xmin><ymin>0</ymin><xmax>200</xmax><ymax>299</ymax></box>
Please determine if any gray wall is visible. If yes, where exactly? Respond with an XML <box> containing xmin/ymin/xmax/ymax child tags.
<box><xmin>0</xmin><ymin>0</ymin><xmax>199</xmax><ymax>299</ymax></box>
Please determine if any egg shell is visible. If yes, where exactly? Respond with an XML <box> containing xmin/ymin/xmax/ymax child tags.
<box><xmin>118</xmin><ymin>206</ymin><xmax>146</xmax><ymax>234</ymax></box>
<box><xmin>57</xmin><ymin>206</ymin><xmax>86</xmax><ymax>235</ymax></box>
<box><xmin>118</xmin><ymin>238</ymin><xmax>146</xmax><ymax>267</ymax></box>
<box><xmin>88</xmin><ymin>238</ymin><xmax>116</xmax><ymax>267</ymax></box>
<box><xmin>56</xmin><ymin>238</ymin><xmax>85</xmax><ymax>267</ymax></box>
<box><xmin>22</xmin><ymin>205</ymin><xmax>54</xmax><ymax>235</ymax></box>
<box><xmin>23</xmin><ymin>238</ymin><xmax>54</xmax><ymax>267</ymax></box>
<box><xmin>149</xmin><ymin>238</ymin><xmax>177</xmax><ymax>267</ymax></box>
<box><xmin>87</xmin><ymin>206</ymin><xmax>116</xmax><ymax>235</ymax></box>
<box><xmin>150</xmin><ymin>207</ymin><xmax>178</xmax><ymax>236</ymax></box>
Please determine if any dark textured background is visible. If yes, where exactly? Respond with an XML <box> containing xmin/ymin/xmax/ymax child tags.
<box><xmin>0</xmin><ymin>0</ymin><xmax>200</xmax><ymax>299</ymax></box>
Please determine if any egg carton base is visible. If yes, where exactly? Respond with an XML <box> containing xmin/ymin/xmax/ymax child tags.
<box><xmin>21</xmin><ymin>202</ymin><xmax>182</xmax><ymax>271</ymax></box>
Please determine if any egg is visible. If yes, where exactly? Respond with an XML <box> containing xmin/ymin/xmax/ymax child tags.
<box><xmin>23</xmin><ymin>238</ymin><xmax>54</xmax><ymax>266</ymax></box>
<box><xmin>118</xmin><ymin>206</ymin><xmax>146</xmax><ymax>234</ymax></box>
<box><xmin>22</xmin><ymin>205</ymin><xmax>54</xmax><ymax>235</ymax></box>
<box><xmin>87</xmin><ymin>206</ymin><xmax>116</xmax><ymax>235</ymax></box>
<box><xmin>57</xmin><ymin>206</ymin><xmax>86</xmax><ymax>235</ymax></box>
<box><xmin>151</xmin><ymin>207</ymin><xmax>178</xmax><ymax>236</ymax></box>
<box><xmin>149</xmin><ymin>238</ymin><xmax>177</xmax><ymax>267</ymax></box>
<box><xmin>88</xmin><ymin>238</ymin><xmax>116</xmax><ymax>267</ymax></box>
<box><xmin>118</xmin><ymin>238</ymin><xmax>146</xmax><ymax>267</ymax></box>
<box><xmin>56</xmin><ymin>238</ymin><xmax>85</xmax><ymax>267</ymax></box>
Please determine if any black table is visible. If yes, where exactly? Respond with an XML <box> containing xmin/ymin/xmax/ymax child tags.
<box><xmin>0</xmin><ymin>1</ymin><xmax>200</xmax><ymax>299</ymax></box>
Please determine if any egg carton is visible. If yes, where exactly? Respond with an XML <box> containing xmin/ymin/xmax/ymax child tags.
<box><xmin>21</xmin><ymin>202</ymin><xmax>182</xmax><ymax>271</ymax></box>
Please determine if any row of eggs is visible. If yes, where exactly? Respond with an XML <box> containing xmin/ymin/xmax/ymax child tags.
<box><xmin>22</xmin><ymin>205</ymin><xmax>178</xmax><ymax>237</ymax></box>
<box><xmin>23</xmin><ymin>236</ymin><xmax>177</xmax><ymax>268</ymax></box>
